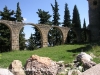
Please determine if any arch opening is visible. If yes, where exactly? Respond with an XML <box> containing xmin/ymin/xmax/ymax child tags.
<box><xmin>48</xmin><ymin>27</ymin><xmax>63</xmax><ymax>46</ymax></box>
<box><xmin>0</xmin><ymin>23</ymin><xmax>11</xmax><ymax>52</ymax></box>
<box><xmin>81</xmin><ymin>29</ymin><xmax>90</xmax><ymax>43</ymax></box>
<box><xmin>20</xmin><ymin>24</ymin><xmax>42</xmax><ymax>50</ymax></box>
<box><xmin>66</xmin><ymin>29</ymin><xmax>77</xmax><ymax>44</ymax></box>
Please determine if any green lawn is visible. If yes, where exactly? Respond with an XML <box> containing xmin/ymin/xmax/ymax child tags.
<box><xmin>0</xmin><ymin>44</ymin><xmax>100</xmax><ymax>68</ymax></box>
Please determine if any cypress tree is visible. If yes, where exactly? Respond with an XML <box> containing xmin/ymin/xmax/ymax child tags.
<box><xmin>82</xmin><ymin>18</ymin><xmax>87</xmax><ymax>42</ymax></box>
<box><xmin>15</xmin><ymin>2</ymin><xmax>26</xmax><ymax>50</ymax></box>
<box><xmin>36</xmin><ymin>9</ymin><xmax>52</xmax><ymax>25</ymax></box>
<box><xmin>72</xmin><ymin>5</ymin><xmax>81</xmax><ymax>28</ymax></box>
<box><xmin>83</xmin><ymin>18</ymin><xmax>86</xmax><ymax>29</ymax></box>
<box><xmin>63</xmin><ymin>3</ymin><xmax>71</xmax><ymax>27</ymax></box>
<box><xmin>51</xmin><ymin>0</ymin><xmax>60</xmax><ymax>26</ymax></box>
<box><xmin>15</xmin><ymin>2</ymin><xmax>23</xmax><ymax>22</ymax></box>
<box><xmin>50</xmin><ymin>0</ymin><xmax>62</xmax><ymax>46</ymax></box>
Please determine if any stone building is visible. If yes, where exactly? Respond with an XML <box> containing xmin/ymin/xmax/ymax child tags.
<box><xmin>87</xmin><ymin>0</ymin><xmax>100</xmax><ymax>41</ymax></box>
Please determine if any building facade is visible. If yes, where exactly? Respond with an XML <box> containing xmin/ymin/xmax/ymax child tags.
<box><xmin>87</xmin><ymin>0</ymin><xmax>100</xmax><ymax>41</ymax></box>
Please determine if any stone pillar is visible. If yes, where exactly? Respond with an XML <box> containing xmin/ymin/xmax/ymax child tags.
<box><xmin>39</xmin><ymin>25</ymin><xmax>50</xmax><ymax>47</ymax></box>
<box><xmin>57</xmin><ymin>27</ymin><xmax>70</xmax><ymax>44</ymax></box>
<box><xmin>61</xmin><ymin>27</ymin><xmax>70</xmax><ymax>43</ymax></box>
<box><xmin>42</xmin><ymin>34</ymin><xmax>48</xmax><ymax>47</ymax></box>
<box><xmin>11</xmin><ymin>30</ymin><xmax>19</xmax><ymax>50</ymax></box>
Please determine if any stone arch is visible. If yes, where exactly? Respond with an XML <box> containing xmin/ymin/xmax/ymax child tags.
<box><xmin>19</xmin><ymin>23</ymin><xmax>52</xmax><ymax>48</ymax></box>
<box><xmin>0</xmin><ymin>20</ymin><xmax>12</xmax><ymax>33</ymax></box>
<box><xmin>67</xmin><ymin>28</ymin><xmax>82</xmax><ymax>43</ymax></box>
<box><xmin>56</xmin><ymin>26</ymin><xmax>70</xmax><ymax>43</ymax></box>
<box><xmin>0</xmin><ymin>20</ymin><xmax>71</xmax><ymax>50</ymax></box>
<box><xmin>48</xmin><ymin>26</ymin><xmax>63</xmax><ymax>46</ymax></box>
<box><xmin>0</xmin><ymin>20</ymin><xmax>13</xmax><ymax>50</ymax></box>
<box><xmin>22</xmin><ymin>23</ymin><xmax>43</xmax><ymax>48</ymax></box>
<box><xmin>49</xmin><ymin>26</ymin><xmax>70</xmax><ymax>44</ymax></box>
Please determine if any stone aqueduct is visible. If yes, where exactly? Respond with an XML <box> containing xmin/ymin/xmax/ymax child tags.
<box><xmin>0</xmin><ymin>20</ymin><xmax>71</xmax><ymax>50</ymax></box>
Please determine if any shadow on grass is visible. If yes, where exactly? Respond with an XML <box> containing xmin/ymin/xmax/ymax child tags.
<box><xmin>67</xmin><ymin>45</ymin><xmax>92</xmax><ymax>53</ymax></box>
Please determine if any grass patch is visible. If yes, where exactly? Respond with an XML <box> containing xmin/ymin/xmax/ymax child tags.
<box><xmin>0</xmin><ymin>44</ymin><xmax>100</xmax><ymax>68</ymax></box>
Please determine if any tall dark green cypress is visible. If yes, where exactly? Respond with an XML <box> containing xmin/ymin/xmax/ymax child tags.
<box><xmin>82</xmin><ymin>18</ymin><xmax>87</xmax><ymax>42</ymax></box>
<box><xmin>63</xmin><ymin>3</ymin><xmax>71</xmax><ymax>27</ymax></box>
<box><xmin>83</xmin><ymin>18</ymin><xmax>86</xmax><ymax>29</ymax></box>
<box><xmin>15</xmin><ymin>2</ymin><xmax>23</xmax><ymax>22</ymax></box>
<box><xmin>72</xmin><ymin>5</ymin><xmax>81</xmax><ymax>28</ymax></box>
<box><xmin>50</xmin><ymin>0</ymin><xmax>62</xmax><ymax>46</ymax></box>
<box><xmin>15</xmin><ymin>2</ymin><xmax>25</xmax><ymax>50</ymax></box>
<box><xmin>36</xmin><ymin>9</ymin><xmax>52</xmax><ymax>25</ymax></box>
<box><xmin>51</xmin><ymin>0</ymin><xmax>60</xmax><ymax>26</ymax></box>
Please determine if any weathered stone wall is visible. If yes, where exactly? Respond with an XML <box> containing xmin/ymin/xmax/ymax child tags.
<box><xmin>87</xmin><ymin>0</ymin><xmax>100</xmax><ymax>41</ymax></box>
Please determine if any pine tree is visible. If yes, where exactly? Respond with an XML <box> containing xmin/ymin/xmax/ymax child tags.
<box><xmin>0</xmin><ymin>6</ymin><xmax>15</xmax><ymax>21</ymax></box>
<box><xmin>33</xmin><ymin>27</ymin><xmax>41</xmax><ymax>48</ymax></box>
<box><xmin>82</xmin><ymin>18</ymin><xmax>87</xmax><ymax>42</ymax></box>
<box><xmin>72</xmin><ymin>5</ymin><xmax>81</xmax><ymax>28</ymax></box>
<box><xmin>15</xmin><ymin>2</ymin><xmax>25</xmax><ymax>50</ymax></box>
<box><xmin>36</xmin><ymin>9</ymin><xmax>52</xmax><ymax>25</ymax></box>
<box><xmin>63</xmin><ymin>3</ymin><xmax>71</xmax><ymax>27</ymax></box>
<box><xmin>50</xmin><ymin>0</ymin><xmax>62</xmax><ymax>46</ymax></box>
<box><xmin>27</xmin><ymin>34</ymin><xmax>36</xmax><ymax>50</ymax></box>
<box><xmin>51</xmin><ymin>0</ymin><xmax>60</xmax><ymax>26</ymax></box>
<box><xmin>15</xmin><ymin>2</ymin><xmax>23</xmax><ymax>22</ymax></box>
<box><xmin>83</xmin><ymin>18</ymin><xmax>86</xmax><ymax>29</ymax></box>
<box><xmin>36</xmin><ymin>9</ymin><xmax>52</xmax><ymax>47</ymax></box>
<box><xmin>0</xmin><ymin>6</ymin><xmax>15</xmax><ymax>52</ymax></box>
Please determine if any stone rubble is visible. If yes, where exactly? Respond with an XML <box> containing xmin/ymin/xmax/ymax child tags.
<box><xmin>24</xmin><ymin>55</ymin><xmax>59</xmax><ymax>75</ymax></box>
<box><xmin>9</xmin><ymin>60</ymin><xmax>25</xmax><ymax>75</ymax></box>
<box><xmin>0</xmin><ymin>52</ymin><xmax>99</xmax><ymax>75</ymax></box>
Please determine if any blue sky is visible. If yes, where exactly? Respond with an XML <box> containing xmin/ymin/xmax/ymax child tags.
<box><xmin>0</xmin><ymin>0</ymin><xmax>89</xmax><ymax>39</ymax></box>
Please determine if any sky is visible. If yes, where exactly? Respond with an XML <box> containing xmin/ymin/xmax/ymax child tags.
<box><xmin>0</xmin><ymin>0</ymin><xmax>89</xmax><ymax>39</ymax></box>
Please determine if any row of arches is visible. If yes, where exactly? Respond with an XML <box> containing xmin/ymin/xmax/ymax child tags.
<box><xmin>0</xmin><ymin>20</ymin><xmax>83</xmax><ymax>51</ymax></box>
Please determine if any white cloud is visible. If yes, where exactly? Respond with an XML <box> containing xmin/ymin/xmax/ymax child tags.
<box><xmin>23</xmin><ymin>18</ymin><xmax>27</xmax><ymax>22</ymax></box>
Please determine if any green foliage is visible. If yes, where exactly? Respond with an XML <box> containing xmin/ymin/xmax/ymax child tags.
<box><xmin>0</xmin><ymin>6</ymin><xmax>15</xmax><ymax>21</ymax></box>
<box><xmin>19</xmin><ymin>27</ymin><xmax>26</xmax><ymax>50</ymax></box>
<box><xmin>81</xmin><ymin>18</ymin><xmax>89</xmax><ymax>42</ymax></box>
<box><xmin>33</xmin><ymin>27</ymin><xmax>42</xmax><ymax>48</ymax></box>
<box><xmin>49</xmin><ymin>0</ymin><xmax>61</xmax><ymax>46</ymax></box>
<box><xmin>83</xmin><ymin>18</ymin><xmax>86</xmax><ymax>29</ymax></box>
<box><xmin>0</xmin><ymin>6</ymin><xmax>14</xmax><ymax>52</ymax></box>
<box><xmin>0</xmin><ymin>3</ymin><xmax>25</xmax><ymax>51</ymax></box>
<box><xmin>27</xmin><ymin>33</ymin><xmax>36</xmax><ymax>50</ymax></box>
<box><xmin>0</xmin><ymin>54</ymin><xmax>1</xmax><ymax>59</ymax></box>
<box><xmin>15</xmin><ymin>2</ymin><xmax>23</xmax><ymax>22</ymax></box>
<box><xmin>0</xmin><ymin>24</ymin><xmax>11</xmax><ymax>52</ymax></box>
<box><xmin>36</xmin><ymin>9</ymin><xmax>52</xmax><ymax>25</ymax></box>
<box><xmin>67</xmin><ymin>29</ymin><xmax>77</xmax><ymax>44</ymax></box>
<box><xmin>72</xmin><ymin>5</ymin><xmax>81</xmax><ymax>28</ymax></box>
<box><xmin>48</xmin><ymin>28</ymin><xmax>63</xmax><ymax>46</ymax></box>
<box><xmin>51</xmin><ymin>0</ymin><xmax>60</xmax><ymax>26</ymax></box>
<box><xmin>62</xmin><ymin>3</ymin><xmax>71</xmax><ymax>27</ymax></box>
